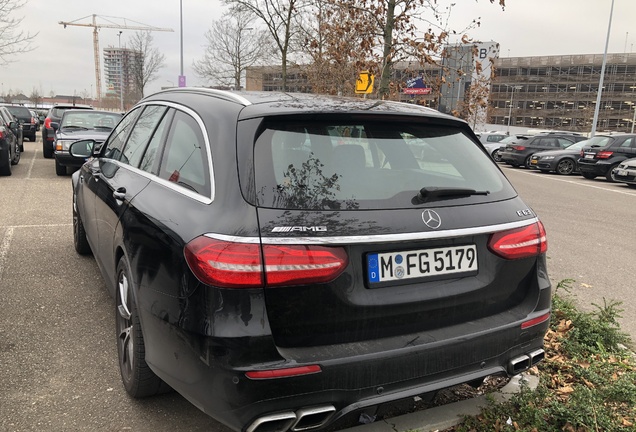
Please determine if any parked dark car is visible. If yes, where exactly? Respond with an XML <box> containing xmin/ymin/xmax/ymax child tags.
<box><xmin>485</xmin><ymin>135</ymin><xmax>529</xmax><ymax>162</ymax></box>
<box><xmin>53</xmin><ymin>109</ymin><xmax>122</xmax><ymax>175</ymax></box>
<box><xmin>0</xmin><ymin>110</ymin><xmax>21</xmax><ymax>176</ymax></box>
<box><xmin>70</xmin><ymin>89</ymin><xmax>550</xmax><ymax>432</ymax></box>
<box><xmin>42</xmin><ymin>103</ymin><xmax>93</xmax><ymax>158</ymax></box>
<box><xmin>529</xmin><ymin>135</ymin><xmax>612</xmax><ymax>175</ymax></box>
<box><xmin>30</xmin><ymin>109</ymin><xmax>41</xmax><ymax>131</ymax></box>
<box><xmin>500</xmin><ymin>133</ymin><xmax>586</xmax><ymax>168</ymax></box>
<box><xmin>0</xmin><ymin>104</ymin><xmax>37</xmax><ymax>142</ymax></box>
<box><xmin>577</xmin><ymin>133</ymin><xmax>636</xmax><ymax>182</ymax></box>
<box><xmin>0</xmin><ymin>106</ymin><xmax>23</xmax><ymax>152</ymax></box>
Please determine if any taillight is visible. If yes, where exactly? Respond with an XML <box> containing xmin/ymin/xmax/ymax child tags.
<box><xmin>512</xmin><ymin>145</ymin><xmax>526</xmax><ymax>151</ymax></box>
<box><xmin>184</xmin><ymin>236</ymin><xmax>348</xmax><ymax>288</ymax></box>
<box><xmin>245</xmin><ymin>365</ymin><xmax>322</xmax><ymax>380</ymax></box>
<box><xmin>31</xmin><ymin>118</ymin><xmax>36</xmax><ymax>125</ymax></box>
<box><xmin>521</xmin><ymin>312</ymin><xmax>550</xmax><ymax>329</ymax></box>
<box><xmin>596</xmin><ymin>151</ymin><xmax>613</xmax><ymax>159</ymax></box>
<box><xmin>580</xmin><ymin>150</ymin><xmax>584</xmax><ymax>157</ymax></box>
<box><xmin>44</xmin><ymin>118</ymin><xmax>51</xmax><ymax>129</ymax></box>
<box><xmin>488</xmin><ymin>221</ymin><xmax>547</xmax><ymax>260</ymax></box>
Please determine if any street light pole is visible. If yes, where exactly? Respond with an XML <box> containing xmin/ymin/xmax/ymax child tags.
<box><xmin>506</xmin><ymin>85</ymin><xmax>518</xmax><ymax>133</ymax></box>
<box><xmin>591</xmin><ymin>0</ymin><xmax>615</xmax><ymax>137</ymax></box>
<box><xmin>118</xmin><ymin>31</ymin><xmax>124</xmax><ymax>112</ymax></box>
<box><xmin>631</xmin><ymin>105</ymin><xmax>636</xmax><ymax>133</ymax></box>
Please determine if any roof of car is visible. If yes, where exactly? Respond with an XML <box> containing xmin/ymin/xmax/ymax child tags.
<box><xmin>145</xmin><ymin>87</ymin><xmax>461</xmax><ymax>122</ymax></box>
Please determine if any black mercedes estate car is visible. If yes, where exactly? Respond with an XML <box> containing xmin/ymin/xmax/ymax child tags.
<box><xmin>70</xmin><ymin>89</ymin><xmax>551</xmax><ymax>432</ymax></box>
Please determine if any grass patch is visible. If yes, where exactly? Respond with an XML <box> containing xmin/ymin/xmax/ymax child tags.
<box><xmin>450</xmin><ymin>279</ymin><xmax>636</xmax><ymax>431</ymax></box>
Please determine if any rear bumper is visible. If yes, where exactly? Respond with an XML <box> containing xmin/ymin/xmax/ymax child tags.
<box><xmin>577</xmin><ymin>159</ymin><xmax>612</xmax><ymax>175</ymax></box>
<box><xmin>139</xmin><ymin>288</ymin><xmax>551</xmax><ymax>432</ymax></box>
<box><xmin>500</xmin><ymin>152</ymin><xmax>525</xmax><ymax>165</ymax></box>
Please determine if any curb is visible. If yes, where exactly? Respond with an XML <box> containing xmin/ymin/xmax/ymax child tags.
<box><xmin>342</xmin><ymin>373</ymin><xmax>540</xmax><ymax>432</ymax></box>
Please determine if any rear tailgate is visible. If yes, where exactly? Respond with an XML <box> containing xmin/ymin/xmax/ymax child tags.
<box><xmin>257</xmin><ymin>204</ymin><xmax>543</xmax><ymax>348</ymax></box>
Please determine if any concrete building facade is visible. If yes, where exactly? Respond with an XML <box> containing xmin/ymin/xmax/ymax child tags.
<box><xmin>103</xmin><ymin>46</ymin><xmax>141</xmax><ymax>97</ymax></box>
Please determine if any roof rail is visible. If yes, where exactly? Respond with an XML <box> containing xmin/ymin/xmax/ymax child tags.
<box><xmin>151</xmin><ymin>87</ymin><xmax>252</xmax><ymax>106</ymax></box>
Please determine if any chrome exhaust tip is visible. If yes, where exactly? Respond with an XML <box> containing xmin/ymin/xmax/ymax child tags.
<box><xmin>529</xmin><ymin>348</ymin><xmax>545</xmax><ymax>366</ymax></box>
<box><xmin>291</xmin><ymin>405</ymin><xmax>336</xmax><ymax>431</ymax></box>
<box><xmin>509</xmin><ymin>354</ymin><xmax>530</xmax><ymax>375</ymax></box>
<box><xmin>246</xmin><ymin>412</ymin><xmax>297</xmax><ymax>432</ymax></box>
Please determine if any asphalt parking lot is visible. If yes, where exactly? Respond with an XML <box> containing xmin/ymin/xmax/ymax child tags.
<box><xmin>2</xmin><ymin>137</ymin><xmax>636</xmax><ymax>431</ymax></box>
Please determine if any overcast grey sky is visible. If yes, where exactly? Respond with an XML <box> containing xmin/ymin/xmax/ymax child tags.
<box><xmin>2</xmin><ymin>0</ymin><xmax>635</xmax><ymax>98</ymax></box>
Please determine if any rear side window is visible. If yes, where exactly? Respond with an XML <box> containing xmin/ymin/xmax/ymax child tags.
<box><xmin>158</xmin><ymin>111</ymin><xmax>210</xmax><ymax>196</ymax></box>
<box><xmin>253</xmin><ymin>119</ymin><xmax>514</xmax><ymax>210</ymax></box>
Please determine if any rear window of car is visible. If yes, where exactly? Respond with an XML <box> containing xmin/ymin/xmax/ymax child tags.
<box><xmin>6</xmin><ymin>106</ymin><xmax>31</xmax><ymax>118</ymax></box>
<box><xmin>253</xmin><ymin>118</ymin><xmax>515</xmax><ymax>210</ymax></box>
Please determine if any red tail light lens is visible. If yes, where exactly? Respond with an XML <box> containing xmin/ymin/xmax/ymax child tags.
<box><xmin>245</xmin><ymin>365</ymin><xmax>322</xmax><ymax>380</ymax></box>
<box><xmin>512</xmin><ymin>145</ymin><xmax>526</xmax><ymax>151</ymax></box>
<box><xmin>488</xmin><ymin>221</ymin><xmax>547</xmax><ymax>260</ymax></box>
<box><xmin>184</xmin><ymin>237</ymin><xmax>347</xmax><ymax>288</ymax></box>
<box><xmin>44</xmin><ymin>118</ymin><xmax>51</xmax><ymax>129</ymax></box>
<box><xmin>596</xmin><ymin>151</ymin><xmax>613</xmax><ymax>159</ymax></box>
<box><xmin>31</xmin><ymin>118</ymin><xmax>36</xmax><ymax>125</ymax></box>
<box><xmin>521</xmin><ymin>312</ymin><xmax>550</xmax><ymax>329</ymax></box>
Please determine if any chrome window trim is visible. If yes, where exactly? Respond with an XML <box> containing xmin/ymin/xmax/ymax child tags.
<box><xmin>122</xmin><ymin>100</ymin><xmax>215</xmax><ymax>204</ymax></box>
<box><xmin>106</xmin><ymin>159</ymin><xmax>213</xmax><ymax>205</ymax></box>
<box><xmin>204</xmin><ymin>218</ymin><xmax>540</xmax><ymax>245</ymax></box>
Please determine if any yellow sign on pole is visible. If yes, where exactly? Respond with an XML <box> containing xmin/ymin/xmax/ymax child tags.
<box><xmin>355</xmin><ymin>71</ymin><xmax>375</xmax><ymax>94</ymax></box>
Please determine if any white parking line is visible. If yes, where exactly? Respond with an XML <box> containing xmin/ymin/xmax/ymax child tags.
<box><xmin>503</xmin><ymin>167</ymin><xmax>636</xmax><ymax>197</ymax></box>
<box><xmin>0</xmin><ymin>227</ymin><xmax>15</xmax><ymax>281</ymax></box>
<box><xmin>27</xmin><ymin>146</ymin><xmax>37</xmax><ymax>179</ymax></box>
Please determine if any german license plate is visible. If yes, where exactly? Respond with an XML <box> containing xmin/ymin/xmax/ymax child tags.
<box><xmin>367</xmin><ymin>245</ymin><xmax>478</xmax><ymax>284</ymax></box>
<box><xmin>584</xmin><ymin>154</ymin><xmax>594</xmax><ymax>159</ymax></box>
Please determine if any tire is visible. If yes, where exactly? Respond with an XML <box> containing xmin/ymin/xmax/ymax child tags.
<box><xmin>72</xmin><ymin>194</ymin><xmax>91</xmax><ymax>255</ymax></box>
<box><xmin>43</xmin><ymin>141</ymin><xmax>53</xmax><ymax>159</ymax></box>
<box><xmin>581</xmin><ymin>172</ymin><xmax>596</xmax><ymax>180</ymax></box>
<box><xmin>556</xmin><ymin>158</ymin><xmax>575</xmax><ymax>175</ymax></box>
<box><xmin>606</xmin><ymin>164</ymin><xmax>619</xmax><ymax>182</ymax></box>
<box><xmin>10</xmin><ymin>140</ymin><xmax>20</xmax><ymax>165</ymax></box>
<box><xmin>116</xmin><ymin>258</ymin><xmax>170</xmax><ymax>397</ymax></box>
<box><xmin>55</xmin><ymin>159</ymin><xmax>67</xmax><ymax>176</ymax></box>
<box><xmin>492</xmin><ymin>149</ymin><xmax>502</xmax><ymax>162</ymax></box>
<box><xmin>0</xmin><ymin>145</ymin><xmax>11</xmax><ymax>176</ymax></box>
<box><xmin>524</xmin><ymin>155</ymin><xmax>534</xmax><ymax>169</ymax></box>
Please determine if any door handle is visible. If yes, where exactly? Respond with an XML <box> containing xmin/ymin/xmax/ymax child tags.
<box><xmin>113</xmin><ymin>188</ymin><xmax>127</xmax><ymax>201</ymax></box>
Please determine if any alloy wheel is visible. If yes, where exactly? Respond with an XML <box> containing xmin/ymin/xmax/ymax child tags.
<box><xmin>117</xmin><ymin>271</ymin><xmax>134</xmax><ymax>382</ymax></box>
<box><xmin>556</xmin><ymin>159</ymin><xmax>574</xmax><ymax>175</ymax></box>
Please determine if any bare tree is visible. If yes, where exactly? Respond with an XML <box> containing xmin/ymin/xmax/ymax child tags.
<box><xmin>309</xmin><ymin>0</ymin><xmax>505</xmax><ymax>99</ymax></box>
<box><xmin>223</xmin><ymin>0</ymin><xmax>308</xmax><ymax>91</ymax></box>
<box><xmin>128</xmin><ymin>31</ymin><xmax>166</xmax><ymax>100</ymax></box>
<box><xmin>193</xmin><ymin>9</ymin><xmax>271</xmax><ymax>89</ymax></box>
<box><xmin>0</xmin><ymin>0</ymin><xmax>37</xmax><ymax>66</ymax></box>
<box><xmin>29</xmin><ymin>87</ymin><xmax>42</xmax><ymax>107</ymax></box>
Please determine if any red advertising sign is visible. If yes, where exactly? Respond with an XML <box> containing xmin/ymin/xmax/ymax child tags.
<box><xmin>403</xmin><ymin>87</ymin><xmax>432</xmax><ymax>95</ymax></box>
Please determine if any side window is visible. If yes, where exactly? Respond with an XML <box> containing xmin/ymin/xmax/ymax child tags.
<box><xmin>102</xmin><ymin>108</ymin><xmax>142</xmax><ymax>161</ymax></box>
<box><xmin>120</xmin><ymin>105</ymin><xmax>168</xmax><ymax>167</ymax></box>
<box><xmin>139</xmin><ymin>109</ymin><xmax>173</xmax><ymax>174</ymax></box>
<box><xmin>557</xmin><ymin>138</ymin><xmax>573</xmax><ymax>148</ymax></box>
<box><xmin>158</xmin><ymin>111</ymin><xmax>210</xmax><ymax>196</ymax></box>
<box><xmin>619</xmin><ymin>138</ymin><xmax>633</xmax><ymax>149</ymax></box>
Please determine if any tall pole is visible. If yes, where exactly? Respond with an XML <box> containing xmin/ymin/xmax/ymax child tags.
<box><xmin>507</xmin><ymin>86</ymin><xmax>515</xmax><ymax>133</ymax></box>
<box><xmin>591</xmin><ymin>0</ymin><xmax>614</xmax><ymax>137</ymax></box>
<box><xmin>631</xmin><ymin>106</ymin><xmax>636</xmax><ymax>133</ymax></box>
<box><xmin>118</xmin><ymin>31</ymin><xmax>124</xmax><ymax>112</ymax></box>
<box><xmin>179</xmin><ymin>0</ymin><xmax>185</xmax><ymax>87</ymax></box>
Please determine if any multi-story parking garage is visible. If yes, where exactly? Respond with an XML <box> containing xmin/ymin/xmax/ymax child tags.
<box><xmin>490</xmin><ymin>53</ymin><xmax>636</xmax><ymax>133</ymax></box>
<box><xmin>246</xmin><ymin>50</ymin><xmax>636</xmax><ymax>133</ymax></box>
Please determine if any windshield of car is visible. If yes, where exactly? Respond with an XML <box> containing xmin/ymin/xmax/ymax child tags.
<box><xmin>253</xmin><ymin>119</ymin><xmax>515</xmax><ymax>210</ymax></box>
<box><xmin>60</xmin><ymin>112</ymin><xmax>121</xmax><ymax>131</ymax></box>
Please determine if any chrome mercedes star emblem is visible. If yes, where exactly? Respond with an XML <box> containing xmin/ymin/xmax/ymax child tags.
<box><xmin>421</xmin><ymin>209</ymin><xmax>442</xmax><ymax>229</ymax></box>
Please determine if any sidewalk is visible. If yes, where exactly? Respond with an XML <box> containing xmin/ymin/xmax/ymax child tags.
<box><xmin>342</xmin><ymin>373</ymin><xmax>539</xmax><ymax>432</ymax></box>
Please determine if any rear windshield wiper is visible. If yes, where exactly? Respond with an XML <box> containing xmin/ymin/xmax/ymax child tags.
<box><xmin>61</xmin><ymin>125</ymin><xmax>89</xmax><ymax>130</ymax></box>
<box><xmin>414</xmin><ymin>187</ymin><xmax>490</xmax><ymax>204</ymax></box>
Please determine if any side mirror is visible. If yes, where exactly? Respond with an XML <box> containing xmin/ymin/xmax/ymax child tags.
<box><xmin>69</xmin><ymin>139</ymin><xmax>96</xmax><ymax>158</ymax></box>
<box><xmin>50</xmin><ymin>121</ymin><xmax>60</xmax><ymax>130</ymax></box>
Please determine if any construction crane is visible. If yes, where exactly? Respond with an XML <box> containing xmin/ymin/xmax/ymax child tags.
<box><xmin>59</xmin><ymin>15</ymin><xmax>173</xmax><ymax>103</ymax></box>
